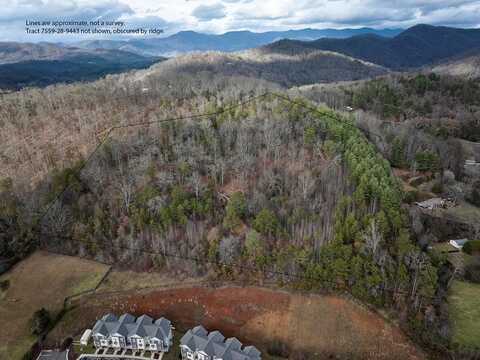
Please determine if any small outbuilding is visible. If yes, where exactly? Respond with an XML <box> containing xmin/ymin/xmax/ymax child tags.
<box><xmin>80</xmin><ymin>329</ymin><xmax>92</xmax><ymax>346</ymax></box>
<box><xmin>415</xmin><ymin>198</ymin><xmax>445</xmax><ymax>210</ymax></box>
<box><xmin>449</xmin><ymin>239</ymin><xmax>469</xmax><ymax>250</ymax></box>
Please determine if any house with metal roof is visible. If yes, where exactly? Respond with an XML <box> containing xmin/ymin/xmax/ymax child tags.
<box><xmin>91</xmin><ymin>313</ymin><xmax>173</xmax><ymax>353</ymax></box>
<box><xmin>180</xmin><ymin>325</ymin><xmax>261</xmax><ymax>360</ymax></box>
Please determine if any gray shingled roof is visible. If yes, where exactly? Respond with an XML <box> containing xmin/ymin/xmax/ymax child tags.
<box><xmin>127</xmin><ymin>323</ymin><xmax>146</xmax><ymax>337</ymax></box>
<box><xmin>92</xmin><ymin>322</ymin><xmax>109</xmax><ymax>336</ymax></box>
<box><xmin>155</xmin><ymin>317</ymin><xmax>172</xmax><ymax>337</ymax></box>
<box><xmin>111</xmin><ymin>323</ymin><xmax>128</xmax><ymax>337</ymax></box>
<box><xmin>192</xmin><ymin>325</ymin><xmax>208</xmax><ymax>336</ymax></box>
<box><xmin>180</xmin><ymin>327</ymin><xmax>261</xmax><ymax>360</ymax></box>
<box><xmin>102</xmin><ymin>313</ymin><xmax>117</xmax><ymax>322</ymax></box>
<box><xmin>225</xmin><ymin>337</ymin><xmax>242</xmax><ymax>350</ymax></box>
<box><xmin>92</xmin><ymin>313</ymin><xmax>171</xmax><ymax>341</ymax></box>
<box><xmin>208</xmin><ymin>330</ymin><xmax>225</xmax><ymax>342</ymax></box>
<box><xmin>244</xmin><ymin>346</ymin><xmax>261</xmax><ymax>358</ymax></box>
<box><xmin>119</xmin><ymin>313</ymin><xmax>135</xmax><ymax>324</ymax></box>
<box><xmin>136</xmin><ymin>315</ymin><xmax>153</xmax><ymax>325</ymax></box>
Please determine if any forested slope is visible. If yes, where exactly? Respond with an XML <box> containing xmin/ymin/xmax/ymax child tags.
<box><xmin>0</xmin><ymin>73</ymin><xmax>445</xmax><ymax>352</ymax></box>
<box><xmin>130</xmin><ymin>49</ymin><xmax>387</xmax><ymax>88</ymax></box>
<box><xmin>432</xmin><ymin>52</ymin><xmax>480</xmax><ymax>79</ymax></box>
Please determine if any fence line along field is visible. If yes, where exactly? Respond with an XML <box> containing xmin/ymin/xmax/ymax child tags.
<box><xmin>0</xmin><ymin>251</ymin><xmax>110</xmax><ymax>360</ymax></box>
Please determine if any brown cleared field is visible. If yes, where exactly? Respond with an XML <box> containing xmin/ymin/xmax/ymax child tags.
<box><xmin>51</xmin><ymin>284</ymin><xmax>425</xmax><ymax>360</ymax></box>
<box><xmin>0</xmin><ymin>251</ymin><xmax>110</xmax><ymax>360</ymax></box>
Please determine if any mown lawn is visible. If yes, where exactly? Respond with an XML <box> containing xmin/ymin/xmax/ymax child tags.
<box><xmin>449</xmin><ymin>280</ymin><xmax>480</xmax><ymax>349</ymax></box>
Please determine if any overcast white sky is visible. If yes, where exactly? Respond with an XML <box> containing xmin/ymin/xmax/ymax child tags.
<box><xmin>1</xmin><ymin>0</ymin><xmax>479</xmax><ymax>42</ymax></box>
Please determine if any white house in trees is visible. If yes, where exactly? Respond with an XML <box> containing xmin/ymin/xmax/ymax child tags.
<box><xmin>92</xmin><ymin>313</ymin><xmax>173</xmax><ymax>352</ymax></box>
<box><xmin>180</xmin><ymin>325</ymin><xmax>261</xmax><ymax>360</ymax></box>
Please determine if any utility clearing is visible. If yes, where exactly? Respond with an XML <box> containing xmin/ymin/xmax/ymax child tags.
<box><xmin>0</xmin><ymin>251</ymin><xmax>110</xmax><ymax>360</ymax></box>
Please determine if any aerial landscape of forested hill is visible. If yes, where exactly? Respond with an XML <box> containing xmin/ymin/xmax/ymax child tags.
<box><xmin>0</xmin><ymin>22</ymin><xmax>479</xmax><ymax>360</ymax></box>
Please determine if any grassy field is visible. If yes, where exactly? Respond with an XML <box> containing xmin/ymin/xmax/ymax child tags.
<box><xmin>445</xmin><ymin>201</ymin><xmax>480</xmax><ymax>224</ymax></box>
<box><xmin>0</xmin><ymin>251</ymin><xmax>110</xmax><ymax>360</ymax></box>
<box><xmin>97</xmin><ymin>269</ymin><xmax>204</xmax><ymax>293</ymax></box>
<box><xmin>449</xmin><ymin>280</ymin><xmax>480</xmax><ymax>349</ymax></box>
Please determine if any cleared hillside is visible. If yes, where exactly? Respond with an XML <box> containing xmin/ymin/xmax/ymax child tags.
<box><xmin>50</xmin><ymin>285</ymin><xmax>425</xmax><ymax>360</ymax></box>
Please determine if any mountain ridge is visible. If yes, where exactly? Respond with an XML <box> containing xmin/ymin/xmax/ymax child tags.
<box><xmin>265</xmin><ymin>24</ymin><xmax>480</xmax><ymax>69</ymax></box>
<box><xmin>0</xmin><ymin>42</ymin><xmax>164</xmax><ymax>89</ymax></box>
<box><xmin>126</xmin><ymin>48</ymin><xmax>387</xmax><ymax>88</ymax></box>
<box><xmin>73</xmin><ymin>27</ymin><xmax>403</xmax><ymax>57</ymax></box>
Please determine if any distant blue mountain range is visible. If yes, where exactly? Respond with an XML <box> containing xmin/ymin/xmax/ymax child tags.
<box><xmin>265</xmin><ymin>24</ymin><xmax>480</xmax><ymax>69</ymax></box>
<box><xmin>74</xmin><ymin>27</ymin><xmax>403</xmax><ymax>56</ymax></box>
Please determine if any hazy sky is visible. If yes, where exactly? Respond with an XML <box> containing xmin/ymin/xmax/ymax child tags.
<box><xmin>1</xmin><ymin>0</ymin><xmax>479</xmax><ymax>42</ymax></box>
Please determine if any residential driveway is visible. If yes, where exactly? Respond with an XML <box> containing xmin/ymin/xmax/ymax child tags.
<box><xmin>77</xmin><ymin>353</ymin><xmax>163</xmax><ymax>360</ymax></box>
<box><xmin>36</xmin><ymin>350</ymin><xmax>69</xmax><ymax>360</ymax></box>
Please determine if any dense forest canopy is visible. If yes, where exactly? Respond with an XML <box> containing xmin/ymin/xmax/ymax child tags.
<box><xmin>0</xmin><ymin>76</ymin><xmax>444</xmax><ymax>350</ymax></box>
<box><xmin>350</xmin><ymin>74</ymin><xmax>480</xmax><ymax>142</ymax></box>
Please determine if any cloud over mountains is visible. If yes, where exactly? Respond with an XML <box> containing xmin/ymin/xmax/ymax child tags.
<box><xmin>1</xmin><ymin>0</ymin><xmax>479</xmax><ymax>42</ymax></box>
